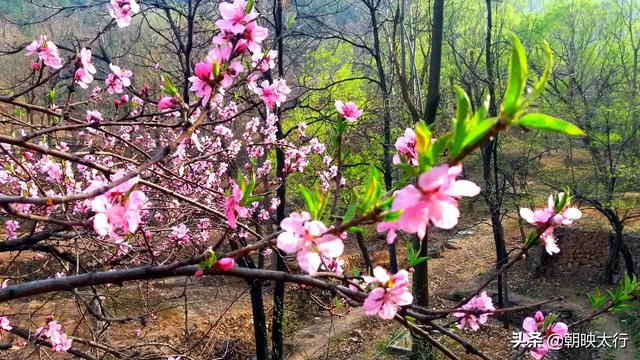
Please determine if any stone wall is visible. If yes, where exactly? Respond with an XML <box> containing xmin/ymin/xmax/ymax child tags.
<box><xmin>529</xmin><ymin>227</ymin><xmax>640</xmax><ymax>280</ymax></box>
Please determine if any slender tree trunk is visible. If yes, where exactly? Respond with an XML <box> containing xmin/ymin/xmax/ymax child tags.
<box><xmin>423</xmin><ymin>0</ymin><xmax>444</xmax><ymax>125</ymax></box>
<box><xmin>366</xmin><ymin>0</ymin><xmax>398</xmax><ymax>273</ymax></box>
<box><xmin>483</xmin><ymin>0</ymin><xmax>509</xmax><ymax>312</ymax></box>
<box><xmin>271</xmin><ymin>1</ymin><xmax>287</xmax><ymax>358</ymax></box>
<box><xmin>603</xmin><ymin>216</ymin><xmax>635</xmax><ymax>283</ymax></box>
<box><xmin>410</xmin><ymin>233</ymin><xmax>433</xmax><ymax>360</ymax></box>
<box><xmin>411</xmin><ymin>2</ymin><xmax>443</xmax><ymax>358</ymax></box>
<box><xmin>249</xmin><ymin>278</ymin><xmax>269</xmax><ymax>359</ymax></box>
<box><xmin>182</xmin><ymin>0</ymin><xmax>194</xmax><ymax>103</ymax></box>
<box><xmin>230</xmin><ymin>241</ymin><xmax>268</xmax><ymax>359</ymax></box>
<box><xmin>356</xmin><ymin>232</ymin><xmax>373</xmax><ymax>275</ymax></box>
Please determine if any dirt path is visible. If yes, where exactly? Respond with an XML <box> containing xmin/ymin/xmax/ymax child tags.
<box><xmin>286</xmin><ymin>223</ymin><xmax>499</xmax><ymax>359</ymax></box>
<box><xmin>285</xmin><ymin>221</ymin><xmax>638</xmax><ymax>360</ymax></box>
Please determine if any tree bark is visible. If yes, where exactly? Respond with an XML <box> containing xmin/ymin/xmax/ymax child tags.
<box><xmin>271</xmin><ymin>0</ymin><xmax>287</xmax><ymax>358</ymax></box>
<box><xmin>423</xmin><ymin>0</ymin><xmax>444</xmax><ymax>125</ymax></box>
<box><xmin>484</xmin><ymin>0</ymin><xmax>509</xmax><ymax>311</ymax></box>
<box><xmin>603</xmin><ymin>215</ymin><xmax>635</xmax><ymax>283</ymax></box>
<box><xmin>366</xmin><ymin>0</ymin><xmax>398</xmax><ymax>273</ymax></box>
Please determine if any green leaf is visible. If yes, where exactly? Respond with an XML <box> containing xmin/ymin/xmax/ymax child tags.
<box><xmin>502</xmin><ymin>34</ymin><xmax>528</xmax><ymax>117</ymax></box>
<box><xmin>522</xmin><ymin>41</ymin><xmax>552</xmax><ymax>109</ymax></box>
<box><xmin>287</xmin><ymin>15</ymin><xmax>296</xmax><ymax>28</ymax></box>
<box><xmin>461</xmin><ymin>117</ymin><xmax>497</xmax><ymax>149</ymax></box>
<box><xmin>414</xmin><ymin>122</ymin><xmax>432</xmax><ymax>173</ymax></box>
<box><xmin>351</xmin><ymin>266</ymin><xmax>361</xmax><ymax>278</ymax></box>
<box><xmin>543</xmin><ymin>313</ymin><xmax>558</xmax><ymax>328</ymax></box>
<box><xmin>427</xmin><ymin>133</ymin><xmax>452</xmax><ymax>165</ymax></box>
<box><xmin>518</xmin><ymin>113</ymin><xmax>585</xmax><ymax>136</ymax></box>
<box><xmin>455</xmin><ymin>86</ymin><xmax>471</xmax><ymax>125</ymax></box>
<box><xmin>381</xmin><ymin>210</ymin><xmax>402</xmax><ymax>222</ymax></box>
<box><xmin>299</xmin><ymin>185</ymin><xmax>317</xmax><ymax>218</ymax></box>
<box><xmin>451</xmin><ymin>87</ymin><xmax>473</xmax><ymax>155</ymax></box>
<box><xmin>524</xmin><ymin>230</ymin><xmax>537</xmax><ymax>247</ymax></box>
<box><xmin>347</xmin><ymin>226</ymin><xmax>363</xmax><ymax>234</ymax></box>
<box><xmin>406</xmin><ymin>241</ymin><xmax>429</xmax><ymax>267</ymax></box>
<box><xmin>198</xmin><ymin>248</ymin><xmax>218</xmax><ymax>270</ymax></box>
<box><xmin>313</xmin><ymin>185</ymin><xmax>327</xmax><ymax>220</ymax></box>
<box><xmin>358</xmin><ymin>167</ymin><xmax>381</xmax><ymax>213</ymax></box>
<box><xmin>245</xmin><ymin>0</ymin><xmax>255</xmax><ymax>13</ymax></box>
<box><xmin>343</xmin><ymin>201</ymin><xmax>358</xmax><ymax>223</ymax></box>
<box><xmin>48</xmin><ymin>88</ymin><xmax>57</xmax><ymax>104</ymax></box>
<box><xmin>163</xmin><ymin>77</ymin><xmax>179</xmax><ymax>96</ymax></box>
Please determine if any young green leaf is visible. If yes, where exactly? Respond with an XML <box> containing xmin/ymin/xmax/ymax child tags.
<box><xmin>518</xmin><ymin>113</ymin><xmax>585</xmax><ymax>136</ymax></box>
<box><xmin>521</xmin><ymin>41</ymin><xmax>552</xmax><ymax>109</ymax></box>
<box><xmin>502</xmin><ymin>34</ymin><xmax>528</xmax><ymax>117</ymax></box>
<box><xmin>461</xmin><ymin>117</ymin><xmax>497</xmax><ymax>149</ymax></box>
<box><xmin>451</xmin><ymin>87</ymin><xmax>473</xmax><ymax>155</ymax></box>
<box><xmin>299</xmin><ymin>185</ymin><xmax>317</xmax><ymax>218</ymax></box>
<box><xmin>343</xmin><ymin>201</ymin><xmax>358</xmax><ymax>223</ymax></box>
<box><xmin>163</xmin><ymin>77</ymin><xmax>179</xmax><ymax>96</ymax></box>
<box><xmin>414</xmin><ymin>122</ymin><xmax>432</xmax><ymax>173</ymax></box>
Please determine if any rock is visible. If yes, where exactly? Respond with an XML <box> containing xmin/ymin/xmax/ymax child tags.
<box><xmin>445</xmin><ymin>239</ymin><xmax>461</xmax><ymax>249</ymax></box>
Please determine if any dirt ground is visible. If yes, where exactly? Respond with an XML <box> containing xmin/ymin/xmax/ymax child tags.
<box><xmin>1</xmin><ymin>215</ymin><xmax>638</xmax><ymax>360</ymax></box>
<box><xmin>280</xmin><ymin>218</ymin><xmax>639</xmax><ymax>360</ymax></box>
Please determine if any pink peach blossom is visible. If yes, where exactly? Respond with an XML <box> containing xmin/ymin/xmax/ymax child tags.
<box><xmin>0</xmin><ymin>317</ymin><xmax>11</xmax><ymax>331</ymax></box>
<box><xmin>37</xmin><ymin>319</ymin><xmax>72</xmax><ymax>353</ymax></box>
<box><xmin>224</xmin><ymin>181</ymin><xmax>249</xmax><ymax>229</ymax></box>
<box><xmin>189</xmin><ymin>61</ymin><xmax>214</xmax><ymax>104</ymax></box>
<box><xmin>276</xmin><ymin>212</ymin><xmax>345</xmax><ymax>274</ymax></box>
<box><xmin>254</xmin><ymin>79</ymin><xmax>290</xmax><ymax>109</ymax></box>
<box><xmin>105</xmin><ymin>64</ymin><xmax>132</xmax><ymax>94</ymax></box>
<box><xmin>541</xmin><ymin>228</ymin><xmax>560</xmax><ymax>255</ymax></box>
<box><xmin>393</xmin><ymin>128</ymin><xmax>418</xmax><ymax>165</ymax></box>
<box><xmin>362</xmin><ymin>267</ymin><xmax>413</xmax><ymax>320</ymax></box>
<box><xmin>378</xmin><ymin>164</ymin><xmax>480</xmax><ymax>240</ymax></box>
<box><xmin>74</xmin><ymin>67</ymin><xmax>93</xmax><ymax>89</ymax></box>
<box><xmin>335</xmin><ymin>100</ymin><xmax>363</xmax><ymax>122</ymax></box>
<box><xmin>89</xmin><ymin>176</ymin><xmax>147</xmax><ymax>241</ymax></box>
<box><xmin>453</xmin><ymin>291</ymin><xmax>495</xmax><ymax>331</ymax></box>
<box><xmin>215</xmin><ymin>0</ymin><xmax>259</xmax><ymax>34</ymax></box>
<box><xmin>238</xmin><ymin>21</ymin><xmax>268</xmax><ymax>54</ymax></box>
<box><xmin>25</xmin><ymin>35</ymin><xmax>63</xmax><ymax>69</ymax></box>
<box><xmin>5</xmin><ymin>220</ymin><xmax>19</xmax><ymax>239</ymax></box>
<box><xmin>79</xmin><ymin>48</ymin><xmax>96</xmax><ymax>74</ymax></box>
<box><xmin>520</xmin><ymin>193</ymin><xmax>582</xmax><ymax>255</ymax></box>
<box><xmin>108</xmin><ymin>0</ymin><xmax>140</xmax><ymax>28</ymax></box>
<box><xmin>168</xmin><ymin>224</ymin><xmax>190</xmax><ymax>244</ymax></box>
<box><xmin>522</xmin><ymin>311</ymin><xmax>568</xmax><ymax>359</ymax></box>
<box><xmin>251</xmin><ymin>50</ymin><xmax>277</xmax><ymax>72</ymax></box>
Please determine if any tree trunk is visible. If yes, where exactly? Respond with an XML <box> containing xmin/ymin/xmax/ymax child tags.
<box><xmin>410</xmin><ymin>1</ymin><xmax>443</xmax><ymax>357</ymax></box>
<box><xmin>423</xmin><ymin>0</ymin><xmax>444</xmax><ymax>125</ymax></box>
<box><xmin>366</xmin><ymin>0</ymin><xmax>398</xmax><ymax>273</ymax></box>
<box><xmin>483</xmin><ymin>0</ymin><xmax>509</xmax><ymax>311</ymax></box>
<box><xmin>603</xmin><ymin>219</ymin><xmax>635</xmax><ymax>283</ymax></box>
<box><xmin>410</xmin><ymin>233</ymin><xmax>434</xmax><ymax>360</ymax></box>
<box><xmin>231</xmin><ymin>242</ymin><xmax>269</xmax><ymax>360</ymax></box>
<box><xmin>271</xmin><ymin>0</ymin><xmax>287</xmax><ymax>358</ymax></box>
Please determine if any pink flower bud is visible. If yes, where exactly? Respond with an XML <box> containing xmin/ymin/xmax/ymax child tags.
<box><xmin>157</xmin><ymin>96</ymin><xmax>174</xmax><ymax>111</ymax></box>
<box><xmin>114</xmin><ymin>99</ymin><xmax>121</xmax><ymax>108</ymax></box>
<box><xmin>194</xmin><ymin>269</ymin><xmax>204</xmax><ymax>279</ymax></box>
<box><xmin>31</xmin><ymin>62</ymin><xmax>41</xmax><ymax>71</ymax></box>
<box><xmin>214</xmin><ymin>258</ymin><xmax>235</xmax><ymax>271</ymax></box>
<box><xmin>139</xmin><ymin>84</ymin><xmax>150</xmax><ymax>97</ymax></box>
